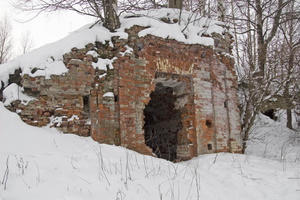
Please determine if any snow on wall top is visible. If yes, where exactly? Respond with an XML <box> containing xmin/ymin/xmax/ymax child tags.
<box><xmin>0</xmin><ymin>8</ymin><xmax>225</xmax><ymax>88</ymax></box>
<box><xmin>121</xmin><ymin>9</ymin><xmax>223</xmax><ymax>45</ymax></box>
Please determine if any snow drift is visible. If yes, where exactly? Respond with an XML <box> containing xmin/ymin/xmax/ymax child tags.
<box><xmin>0</xmin><ymin>102</ymin><xmax>299</xmax><ymax>199</ymax></box>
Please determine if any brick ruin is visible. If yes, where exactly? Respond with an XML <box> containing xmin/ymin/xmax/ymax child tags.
<box><xmin>3</xmin><ymin>25</ymin><xmax>242</xmax><ymax>161</ymax></box>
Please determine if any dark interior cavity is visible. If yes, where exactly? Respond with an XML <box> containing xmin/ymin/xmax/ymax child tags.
<box><xmin>262</xmin><ymin>109</ymin><xmax>276</xmax><ymax>120</ymax></box>
<box><xmin>207</xmin><ymin>143</ymin><xmax>212</xmax><ymax>150</ymax></box>
<box><xmin>143</xmin><ymin>82</ymin><xmax>183</xmax><ymax>161</ymax></box>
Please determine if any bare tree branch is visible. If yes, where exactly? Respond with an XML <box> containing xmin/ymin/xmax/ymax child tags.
<box><xmin>0</xmin><ymin>16</ymin><xmax>13</xmax><ymax>64</ymax></box>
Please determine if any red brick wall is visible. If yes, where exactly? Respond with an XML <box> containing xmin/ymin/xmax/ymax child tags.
<box><xmin>5</xmin><ymin>26</ymin><xmax>242</xmax><ymax>160</ymax></box>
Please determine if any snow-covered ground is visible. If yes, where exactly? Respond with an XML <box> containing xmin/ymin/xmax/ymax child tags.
<box><xmin>0</xmin><ymin>102</ymin><xmax>299</xmax><ymax>199</ymax></box>
<box><xmin>246</xmin><ymin>112</ymin><xmax>300</xmax><ymax>163</ymax></box>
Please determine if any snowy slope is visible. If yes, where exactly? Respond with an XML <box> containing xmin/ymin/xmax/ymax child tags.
<box><xmin>246</xmin><ymin>112</ymin><xmax>300</xmax><ymax>163</ymax></box>
<box><xmin>0</xmin><ymin>103</ymin><xmax>299</xmax><ymax>200</ymax></box>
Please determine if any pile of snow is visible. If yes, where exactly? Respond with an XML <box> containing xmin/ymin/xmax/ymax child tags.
<box><xmin>103</xmin><ymin>92</ymin><xmax>114</xmax><ymax>97</ymax></box>
<box><xmin>0</xmin><ymin>8</ymin><xmax>224</xmax><ymax>90</ymax></box>
<box><xmin>2</xmin><ymin>83</ymin><xmax>35</xmax><ymax>106</ymax></box>
<box><xmin>0</xmin><ymin>103</ymin><xmax>299</xmax><ymax>199</ymax></box>
<box><xmin>246</xmin><ymin>112</ymin><xmax>300</xmax><ymax>163</ymax></box>
<box><xmin>92</xmin><ymin>57</ymin><xmax>117</xmax><ymax>71</ymax></box>
<box><xmin>0</xmin><ymin>24</ymin><xmax>118</xmax><ymax>88</ymax></box>
<box><xmin>121</xmin><ymin>9</ymin><xmax>222</xmax><ymax>45</ymax></box>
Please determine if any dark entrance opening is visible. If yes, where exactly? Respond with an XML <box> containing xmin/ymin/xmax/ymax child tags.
<box><xmin>143</xmin><ymin>82</ymin><xmax>182</xmax><ymax>161</ymax></box>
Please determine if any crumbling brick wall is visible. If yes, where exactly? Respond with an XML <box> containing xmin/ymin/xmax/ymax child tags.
<box><xmin>4</xmin><ymin>26</ymin><xmax>242</xmax><ymax>161</ymax></box>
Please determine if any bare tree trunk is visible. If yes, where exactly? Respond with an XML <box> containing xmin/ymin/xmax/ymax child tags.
<box><xmin>230</xmin><ymin>0</ymin><xmax>240</xmax><ymax>71</ymax></box>
<box><xmin>199</xmin><ymin>0</ymin><xmax>206</xmax><ymax>16</ymax></box>
<box><xmin>277</xmin><ymin>0</ymin><xmax>300</xmax><ymax>129</ymax></box>
<box><xmin>0</xmin><ymin>16</ymin><xmax>13</xmax><ymax>64</ymax></box>
<box><xmin>168</xmin><ymin>0</ymin><xmax>183</xmax><ymax>9</ymax></box>
<box><xmin>246</xmin><ymin>2</ymin><xmax>255</xmax><ymax>72</ymax></box>
<box><xmin>102</xmin><ymin>0</ymin><xmax>120</xmax><ymax>31</ymax></box>
<box><xmin>20</xmin><ymin>30</ymin><xmax>34</xmax><ymax>54</ymax></box>
<box><xmin>217</xmin><ymin>0</ymin><xmax>225</xmax><ymax>22</ymax></box>
<box><xmin>255</xmin><ymin>0</ymin><xmax>285</xmax><ymax>75</ymax></box>
<box><xmin>286</xmin><ymin>107</ymin><xmax>293</xmax><ymax>129</ymax></box>
<box><xmin>285</xmin><ymin>35</ymin><xmax>296</xmax><ymax>130</ymax></box>
<box><xmin>255</xmin><ymin>0</ymin><xmax>264</xmax><ymax>74</ymax></box>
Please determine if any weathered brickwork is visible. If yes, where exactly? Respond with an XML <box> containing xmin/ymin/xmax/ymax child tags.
<box><xmin>4</xmin><ymin>26</ymin><xmax>242</xmax><ymax>161</ymax></box>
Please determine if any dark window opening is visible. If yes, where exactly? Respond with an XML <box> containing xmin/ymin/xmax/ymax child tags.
<box><xmin>206</xmin><ymin>120</ymin><xmax>212</xmax><ymax>128</ymax></box>
<box><xmin>83</xmin><ymin>96</ymin><xmax>90</xmax><ymax>115</ymax></box>
<box><xmin>143</xmin><ymin>83</ymin><xmax>182</xmax><ymax>162</ymax></box>
<box><xmin>114</xmin><ymin>95</ymin><xmax>118</xmax><ymax>102</ymax></box>
<box><xmin>207</xmin><ymin>144</ymin><xmax>212</xmax><ymax>150</ymax></box>
<box><xmin>224</xmin><ymin>100</ymin><xmax>228</xmax><ymax>108</ymax></box>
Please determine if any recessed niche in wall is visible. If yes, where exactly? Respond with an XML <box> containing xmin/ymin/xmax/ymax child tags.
<box><xmin>83</xmin><ymin>95</ymin><xmax>90</xmax><ymax>114</ymax></box>
<box><xmin>224</xmin><ymin>100</ymin><xmax>228</xmax><ymax>108</ymax></box>
<box><xmin>114</xmin><ymin>95</ymin><xmax>118</xmax><ymax>102</ymax></box>
<box><xmin>206</xmin><ymin>119</ymin><xmax>212</xmax><ymax>128</ymax></box>
<box><xmin>207</xmin><ymin>143</ymin><xmax>212</xmax><ymax>150</ymax></box>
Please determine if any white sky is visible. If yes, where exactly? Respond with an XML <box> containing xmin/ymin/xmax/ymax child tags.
<box><xmin>0</xmin><ymin>0</ymin><xmax>95</xmax><ymax>57</ymax></box>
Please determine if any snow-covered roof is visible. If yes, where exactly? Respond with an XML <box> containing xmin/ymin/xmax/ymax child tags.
<box><xmin>0</xmin><ymin>8</ymin><xmax>225</xmax><ymax>88</ymax></box>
